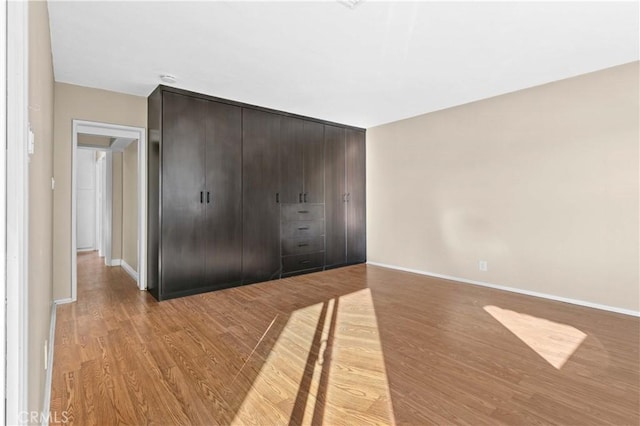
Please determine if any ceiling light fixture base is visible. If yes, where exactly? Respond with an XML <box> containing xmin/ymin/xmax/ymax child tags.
<box><xmin>338</xmin><ymin>0</ymin><xmax>364</xmax><ymax>10</ymax></box>
<box><xmin>160</xmin><ymin>74</ymin><xmax>177</xmax><ymax>84</ymax></box>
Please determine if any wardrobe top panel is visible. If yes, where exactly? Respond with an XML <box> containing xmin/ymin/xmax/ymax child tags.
<box><xmin>151</xmin><ymin>85</ymin><xmax>366</xmax><ymax>133</ymax></box>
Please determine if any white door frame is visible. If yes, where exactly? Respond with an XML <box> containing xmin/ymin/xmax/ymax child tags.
<box><xmin>98</xmin><ymin>154</ymin><xmax>106</xmax><ymax>257</ymax></box>
<box><xmin>71</xmin><ymin>120</ymin><xmax>147</xmax><ymax>300</ymax></box>
<box><xmin>94</xmin><ymin>152</ymin><xmax>101</xmax><ymax>252</ymax></box>
<box><xmin>5</xmin><ymin>1</ymin><xmax>29</xmax><ymax>424</ymax></box>
<box><xmin>0</xmin><ymin>1</ymin><xmax>7</xmax><ymax>421</ymax></box>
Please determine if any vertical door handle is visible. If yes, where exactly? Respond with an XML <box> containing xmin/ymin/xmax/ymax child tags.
<box><xmin>304</xmin><ymin>193</ymin><xmax>308</xmax><ymax>203</ymax></box>
<box><xmin>200</xmin><ymin>191</ymin><xmax>203</xmax><ymax>204</ymax></box>
<box><xmin>207</xmin><ymin>192</ymin><xmax>210</xmax><ymax>203</ymax></box>
<box><xmin>276</xmin><ymin>192</ymin><xmax>280</xmax><ymax>203</ymax></box>
<box><xmin>299</xmin><ymin>193</ymin><xmax>303</xmax><ymax>203</ymax></box>
<box><xmin>347</xmin><ymin>193</ymin><xmax>351</xmax><ymax>202</ymax></box>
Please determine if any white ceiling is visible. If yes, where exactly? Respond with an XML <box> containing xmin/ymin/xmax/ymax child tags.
<box><xmin>48</xmin><ymin>1</ymin><xmax>639</xmax><ymax>128</ymax></box>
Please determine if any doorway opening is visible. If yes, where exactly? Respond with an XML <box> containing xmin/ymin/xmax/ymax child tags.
<box><xmin>76</xmin><ymin>147</ymin><xmax>106</xmax><ymax>255</ymax></box>
<box><xmin>71</xmin><ymin>120</ymin><xmax>147</xmax><ymax>301</ymax></box>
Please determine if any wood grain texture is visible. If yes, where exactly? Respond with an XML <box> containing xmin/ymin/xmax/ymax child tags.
<box><xmin>242</xmin><ymin>108</ymin><xmax>282</xmax><ymax>284</ymax></box>
<box><xmin>50</xmin><ymin>251</ymin><xmax>640</xmax><ymax>425</ymax></box>
<box><xmin>324</xmin><ymin>125</ymin><xmax>346</xmax><ymax>268</ymax></box>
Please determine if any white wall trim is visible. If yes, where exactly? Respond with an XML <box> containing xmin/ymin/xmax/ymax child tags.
<box><xmin>41</xmin><ymin>303</ymin><xmax>57</xmax><ymax>426</ymax></box>
<box><xmin>97</xmin><ymin>155</ymin><xmax>106</xmax><ymax>257</ymax></box>
<box><xmin>1</xmin><ymin>1</ymin><xmax>8</xmax><ymax>423</ymax></box>
<box><xmin>110</xmin><ymin>258</ymin><xmax>122</xmax><ymax>266</ymax></box>
<box><xmin>53</xmin><ymin>298</ymin><xmax>74</xmax><ymax>305</ymax></box>
<box><xmin>137</xmin><ymin>126</ymin><xmax>147</xmax><ymax>292</ymax></box>
<box><xmin>6</xmin><ymin>1</ymin><xmax>30</xmax><ymax>423</ymax></box>
<box><xmin>94</xmin><ymin>152</ymin><xmax>101</xmax><ymax>252</ymax></box>
<box><xmin>71</xmin><ymin>120</ymin><xmax>147</xmax><ymax>303</ymax></box>
<box><xmin>121</xmin><ymin>260</ymin><xmax>139</xmax><ymax>282</ymax></box>
<box><xmin>104</xmin><ymin>151</ymin><xmax>113</xmax><ymax>267</ymax></box>
<box><xmin>76</xmin><ymin>121</ymin><xmax>141</xmax><ymax>140</ymax></box>
<box><xmin>367</xmin><ymin>261</ymin><xmax>640</xmax><ymax>317</ymax></box>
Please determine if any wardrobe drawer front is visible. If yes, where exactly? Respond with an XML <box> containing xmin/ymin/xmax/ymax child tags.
<box><xmin>281</xmin><ymin>220</ymin><xmax>324</xmax><ymax>239</ymax></box>
<box><xmin>282</xmin><ymin>252</ymin><xmax>324</xmax><ymax>273</ymax></box>
<box><xmin>282</xmin><ymin>236</ymin><xmax>325</xmax><ymax>256</ymax></box>
<box><xmin>281</xmin><ymin>204</ymin><xmax>324</xmax><ymax>221</ymax></box>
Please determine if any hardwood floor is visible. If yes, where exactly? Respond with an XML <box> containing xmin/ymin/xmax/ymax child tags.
<box><xmin>50</xmin><ymin>251</ymin><xmax>639</xmax><ymax>425</ymax></box>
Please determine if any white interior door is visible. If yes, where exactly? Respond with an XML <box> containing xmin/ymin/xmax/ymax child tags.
<box><xmin>96</xmin><ymin>153</ymin><xmax>105</xmax><ymax>256</ymax></box>
<box><xmin>76</xmin><ymin>149</ymin><xmax>96</xmax><ymax>250</ymax></box>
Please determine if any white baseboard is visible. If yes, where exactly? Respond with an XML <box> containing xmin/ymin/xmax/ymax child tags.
<box><xmin>110</xmin><ymin>258</ymin><xmax>122</xmax><ymax>266</ymax></box>
<box><xmin>366</xmin><ymin>261</ymin><xmax>640</xmax><ymax>317</ymax></box>
<box><xmin>54</xmin><ymin>297</ymin><xmax>74</xmax><ymax>304</ymax></box>
<box><xmin>120</xmin><ymin>259</ymin><xmax>139</xmax><ymax>282</ymax></box>
<box><xmin>41</xmin><ymin>303</ymin><xmax>57</xmax><ymax>426</ymax></box>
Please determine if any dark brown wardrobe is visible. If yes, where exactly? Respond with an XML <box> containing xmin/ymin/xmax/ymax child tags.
<box><xmin>325</xmin><ymin>126</ymin><xmax>366</xmax><ymax>267</ymax></box>
<box><xmin>279</xmin><ymin>117</ymin><xmax>326</xmax><ymax>277</ymax></box>
<box><xmin>242</xmin><ymin>109</ymin><xmax>281</xmax><ymax>284</ymax></box>
<box><xmin>148</xmin><ymin>90</ymin><xmax>243</xmax><ymax>300</ymax></box>
<box><xmin>148</xmin><ymin>86</ymin><xmax>365</xmax><ymax>300</ymax></box>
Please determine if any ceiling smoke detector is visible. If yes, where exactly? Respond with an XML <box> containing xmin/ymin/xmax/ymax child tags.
<box><xmin>160</xmin><ymin>74</ymin><xmax>177</xmax><ymax>84</ymax></box>
<box><xmin>338</xmin><ymin>0</ymin><xmax>364</xmax><ymax>9</ymax></box>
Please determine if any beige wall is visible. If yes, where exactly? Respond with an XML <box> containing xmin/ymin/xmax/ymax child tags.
<box><xmin>28</xmin><ymin>0</ymin><xmax>55</xmax><ymax>416</ymax></box>
<box><xmin>77</xmin><ymin>133</ymin><xmax>111</xmax><ymax>147</ymax></box>
<box><xmin>367</xmin><ymin>62</ymin><xmax>639</xmax><ymax>312</ymax></box>
<box><xmin>53</xmin><ymin>82</ymin><xmax>146</xmax><ymax>300</ymax></box>
<box><xmin>123</xmin><ymin>142</ymin><xmax>139</xmax><ymax>271</ymax></box>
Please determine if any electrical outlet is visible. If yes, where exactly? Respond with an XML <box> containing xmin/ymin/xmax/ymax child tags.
<box><xmin>479</xmin><ymin>260</ymin><xmax>488</xmax><ymax>272</ymax></box>
<box><xmin>44</xmin><ymin>340</ymin><xmax>48</xmax><ymax>369</ymax></box>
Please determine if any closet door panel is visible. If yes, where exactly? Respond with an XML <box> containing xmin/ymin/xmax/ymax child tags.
<box><xmin>324</xmin><ymin>125</ymin><xmax>346</xmax><ymax>267</ymax></box>
<box><xmin>161</xmin><ymin>92</ymin><xmax>207</xmax><ymax>295</ymax></box>
<box><xmin>205</xmin><ymin>101</ymin><xmax>243</xmax><ymax>286</ymax></box>
<box><xmin>147</xmin><ymin>88</ymin><xmax>161</xmax><ymax>298</ymax></box>
<box><xmin>280</xmin><ymin>117</ymin><xmax>304</xmax><ymax>204</ymax></box>
<box><xmin>302</xmin><ymin>120</ymin><xmax>325</xmax><ymax>204</ymax></box>
<box><xmin>242</xmin><ymin>109</ymin><xmax>281</xmax><ymax>283</ymax></box>
<box><xmin>346</xmin><ymin>129</ymin><xmax>366</xmax><ymax>264</ymax></box>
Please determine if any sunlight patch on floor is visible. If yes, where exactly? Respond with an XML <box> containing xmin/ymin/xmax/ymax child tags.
<box><xmin>232</xmin><ymin>288</ymin><xmax>395</xmax><ymax>425</ymax></box>
<box><xmin>484</xmin><ymin>305</ymin><xmax>587</xmax><ymax>369</ymax></box>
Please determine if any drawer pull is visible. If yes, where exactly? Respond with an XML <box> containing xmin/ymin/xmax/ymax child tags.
<box><xmin>298</xmin><ymin>226</ymin><xmax>310</xmax><ymax>230</ymax></box>
<box><xmin>300</xmin><ymin>260</ymin><xmax>312</xmax><ymax>265</ymax></box>
<box><xmin>298</xmin><ymin>210</ymin><xmax>309</xmax><ymax>214</ymax></box>
<box><xmin>298</xmin><ymin>243</ymin><xmax>309</xmax><ymax>247</ymax></box>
